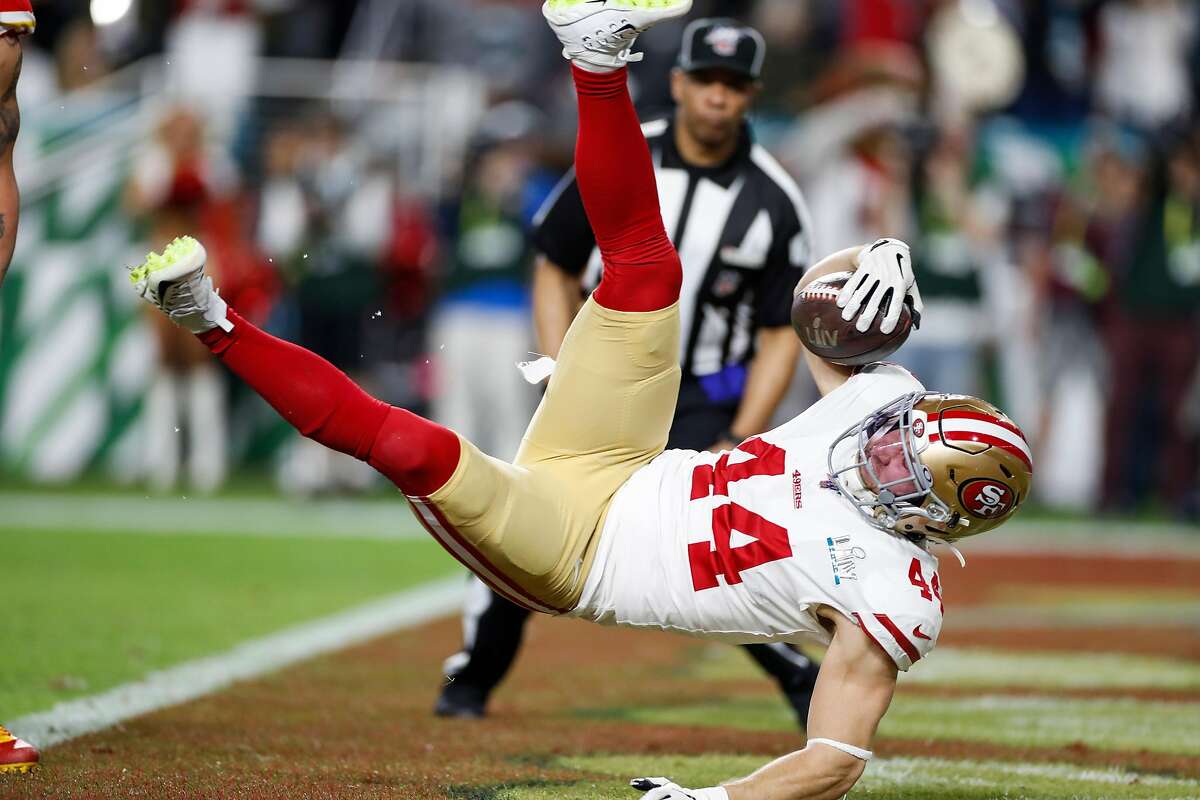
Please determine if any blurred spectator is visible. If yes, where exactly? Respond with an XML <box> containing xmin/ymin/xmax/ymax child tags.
<box><xmin>125</xmin><ymin>107</ymin><xmax>239</xmax><ymax>494</ymax></box>
<box><xmin>367</xmin><ymin>186</ymin><xmax>441</xmax><ymax>414</ymax></box>
<box><xmin>430</xmin><ymin>104</ymin><xmax>542</xmax><ymax>461</ymax></box>
<box><xmin>255</xmin><ymin>113</ymin><xmax>392</xmax><ymax>495</ymax></box>
<box><xmin>1095</xmin><ymin>0</ymin><xmax>1197</xmax><ymax>129</ymax></box>
<box><xmin>786</xmin><ymin>88</ymin><xmax>920</xmax><ymax>254</ymax></box>
<box><xmin>1005</xmin><ymin>0</ymin><xmax>1093</xmax><ymax>125</ymax></box>
<box><xmin>748</xmin><ymin>0</ymin><xmax>837</xmax><ymax>115</ymax></box>
<box><xmin>1028</xmin><ymin>127</ymin><xmax>1134</xmax><ymax>478</ymax></box>
<box><xmin>1099</xmin><ymin>128</ymin><xmax>1200</xmax><ymax>515</ymax></box>
<box><xmin>54</xmin><ymin>18</ymin><xmax>110</xmax><ymax>92</ymax></box>
<box><xmin>894</xmin><ymin>124</ymin><xmax>1002</xmax><ymax>398</ymax></box>
<box><xmin>164</xmin><ymin>0</ymin><xmax>265</xmax><ymax>132</ymax></box>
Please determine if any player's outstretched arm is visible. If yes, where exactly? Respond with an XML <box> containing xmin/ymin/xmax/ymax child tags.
<box><xmin>727</xmin><ymin>610</ymin><xmax>896</xmax><ymax>800</ymax></box>
<box><xmin>635</xmin><ymin>611</ymin><xmax>896</xmax><ymax>800</ymax></box>
<box><xmin>0</xmin><ymin>35</ymin><xmax>22</xmax><ymax>288</ymax></box>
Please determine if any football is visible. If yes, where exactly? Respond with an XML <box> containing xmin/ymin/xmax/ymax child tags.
<box><xmin>791</xmin><ymin>271</ymin><xmax>915</xmax><ymax>366</ymax></box>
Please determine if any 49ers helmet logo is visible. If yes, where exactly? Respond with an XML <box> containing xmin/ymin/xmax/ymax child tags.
<box><xmin>911</xmin><ymin>418</ymin><xmax>926</xmax><ymax>438</ymax></box>
<box><xmin>959</xmin><ymin>478</ymin><xmax>1014</xmax><ymax>518</ymax></box>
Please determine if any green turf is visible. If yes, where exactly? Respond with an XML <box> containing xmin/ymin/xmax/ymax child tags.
<box><xmin>688</xmin><ymin>644</ymin><xmax>1200</xmax><ymax>691</ymax></box>
<box><xmin>480</xmin><ymin>754</ymin><xmax>1200</xmax><ymax>800</ymax></box>
<box><xmin>0</xmin><ymin>527</ymin><xmax>458</xmax><ymax>718</ymax></box>
<box><xmin>580</xmin><ymin>694</ymin><xmax>1200</xmax><ymax>755</ymax></box>
<box><xmin>900</xmin><ymin>649</ymin><xmax>1200</xmax><ymax>690</ymax></box>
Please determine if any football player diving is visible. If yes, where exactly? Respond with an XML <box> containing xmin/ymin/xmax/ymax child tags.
<box><xmin>128</xmin><ymin>2</ymin><xmax>1033</xmax><ymax>798</ymax></box>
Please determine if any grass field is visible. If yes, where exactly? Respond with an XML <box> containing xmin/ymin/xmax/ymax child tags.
<box><xmin>2</xmin><ymin>495</ymin><xmax>457</xmax><ymax>718</ymax></box>
<box><xmin>2</xmin><ymin>488</ymin><xmax>1199</xmax><ymax>799</ymax></box>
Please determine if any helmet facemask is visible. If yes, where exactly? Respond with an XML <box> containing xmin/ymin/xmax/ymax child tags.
<box><xmin>828</xmin><ymin>392</ymin><xmax>960</xmax><ymax>535</ymax></box>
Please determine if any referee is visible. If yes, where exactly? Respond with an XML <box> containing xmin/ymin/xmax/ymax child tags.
<box><xmin>436</xmin><ymin>19</ymin><xmax>820</xmax><ymax>726</ymax></box>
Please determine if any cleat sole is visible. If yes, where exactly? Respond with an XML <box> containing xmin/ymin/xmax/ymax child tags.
<box><xmin>0</xmin><ymin>763</ymin><xmax>37</xmax><ymax>774</ymax></box>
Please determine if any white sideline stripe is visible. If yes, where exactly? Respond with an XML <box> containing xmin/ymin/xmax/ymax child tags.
<box><xmin>7</xmin><ymin>576</ymin><xmax>466</xmax><ymax>748</ymax></box>
<box><xmin>0</xmin><ymin>492</ymin><xmax>424</xmax><ymax>540</ymax></box>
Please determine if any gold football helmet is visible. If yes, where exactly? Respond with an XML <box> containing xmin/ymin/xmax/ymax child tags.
<box><xmin>828</xmin><ymin>392</ymin><xmax>1032</xmax><ymax>541</ymax></box>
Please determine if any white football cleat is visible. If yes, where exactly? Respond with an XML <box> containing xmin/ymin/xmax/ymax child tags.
<box><xmin>129</xmin><ymin>236</ymin><xmax>232</xmax><ymax>335</ymax></box>
<box><xmin>543</xmin><ymin>0</ymin><xmax>693</xmax><ymax>73</ymax></box>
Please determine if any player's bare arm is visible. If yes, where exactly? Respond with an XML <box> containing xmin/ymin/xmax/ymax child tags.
<box><xmin>0</xmin><ymin>33</ymin><xmax>22</xmax><ymax>288</ymax></box>
<box><xmin>718</xmin><ymin>326</ymin><xmax>801</xmax><ymax>448</ymax></box>
<box><xmin>724</xmin><ymin>609</ymin><xmax>896</xmax><ymax>800</ymax></box>
<box><xmin>531</xmin><ymin>255</ymin><xmax>584</xmax><ymax>358</ymax></box>
<box><xmin>635</xmin><ymin>609</ymin><xmax>896</xmax><ymax>800</ymax></box>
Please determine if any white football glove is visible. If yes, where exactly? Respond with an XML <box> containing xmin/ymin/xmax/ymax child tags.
<box><xmin>838</xmin><ymin>238</ymin><xmax>924</xmax><ymax>335</ymax></box>
<box><xmin>630</xmin><ymin>777</ymin><xmax>729</xmax><ymax>800</ymax></box>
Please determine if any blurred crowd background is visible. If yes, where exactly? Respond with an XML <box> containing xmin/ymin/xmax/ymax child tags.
<box><xmin>2</xmin><ymin>0</ymin><xmax>1198</xmax><ymax>520</ymax></box>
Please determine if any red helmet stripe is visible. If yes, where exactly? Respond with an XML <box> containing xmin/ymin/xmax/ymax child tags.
<box><xmin>930</xmin><ymin>430</ymin><xmax>1034</xmax><ymax>472</ymax></box>
<box><xmin>928</xmin><ymin>409</ymin><xmax>1027</xmax><ymax>440</ymax></box>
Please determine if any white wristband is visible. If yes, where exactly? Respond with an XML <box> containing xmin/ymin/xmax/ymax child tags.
<box><xmin>807</xmin><ymin>738</ymin><xmax>874</xmax><ymax>761</ymax></box>
<box><xmin>693</xmin><ymin>788</ymin><xmax>729</xmax><ymax>800</ymax></box>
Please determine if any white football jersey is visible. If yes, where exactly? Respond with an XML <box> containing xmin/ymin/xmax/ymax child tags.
<box><xmin>572</xmin><ymin>364</ymin><xmax>944</xmax><ymax>671</ymax></box>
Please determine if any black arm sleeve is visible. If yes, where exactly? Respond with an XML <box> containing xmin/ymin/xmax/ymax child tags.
<box><xmin>530</xmin><ymin>169</ymin><xmax>597</xmax><ymax>276</ymax></box>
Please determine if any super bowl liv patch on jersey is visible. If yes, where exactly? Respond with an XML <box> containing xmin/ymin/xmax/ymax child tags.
<box><xmin>825</xmin><ymin>536</ymin><xmax>865</xmax><ymax>585</ymax></box>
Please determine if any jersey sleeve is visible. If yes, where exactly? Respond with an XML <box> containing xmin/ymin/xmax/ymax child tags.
<box><xmin>851</xmin><ymin>604</ymin><xmax>941</xmax><ymax>671</ymax></box>
<box><xmin>850</xmin><ymin>547</ymin><xmax>943</xmax><ymax>671</ymax></box>
<box><xmin>531</xmin><ymin>169</ymin><xmax>597</xmax><ymax>276</ymax></box>
<box><xmin>846</xmin><ymin>363</ymin><xmax>927</xmax><ymax>406</ymax></box>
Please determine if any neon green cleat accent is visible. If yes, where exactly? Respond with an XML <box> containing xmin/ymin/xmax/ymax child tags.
<box><xmin>128</xmin><ymin>236</ymin><xmax>203</xmax><ymax>287</ymax></box>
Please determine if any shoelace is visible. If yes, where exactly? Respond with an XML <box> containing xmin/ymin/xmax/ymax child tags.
<box><xmin>162</xmin><ymin>275</ymin><xmax>211</xmax><ymax>321</ymax></box>
<box><xmin>582</xmin><ymin>20</ymin><xmax>646</xmax><ymax>63</ymax></box>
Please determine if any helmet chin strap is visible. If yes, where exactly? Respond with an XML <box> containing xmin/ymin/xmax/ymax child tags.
<box><xmin>924</xmin><ymin>535</ymin><xmax>967</xmax><ymax>568</ymax></box>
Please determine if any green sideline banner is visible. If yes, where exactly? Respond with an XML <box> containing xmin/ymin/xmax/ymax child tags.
<box><xmin>0</xmin><ymin>156</ymin><xmax>147</xmax><ymax>482</ymax></box>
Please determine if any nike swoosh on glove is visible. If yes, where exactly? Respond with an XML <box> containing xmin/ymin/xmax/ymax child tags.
<box><xmin>838</xmin><ymin>238</ymin><xmax>925</xmax><ymax>334</ymax></box>
<box><xmin>630</xmin><ymin>777</ymin><xmax>729</xmax><ymax>799</ymax></box>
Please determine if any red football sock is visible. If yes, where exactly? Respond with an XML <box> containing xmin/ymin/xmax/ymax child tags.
<box><xmin>200</xmin><ymin>311</ymin><xmax>460</xmax><ymax>497</ymax></box>
<box><xmin>572</xmin><ymin>65</ymin><xmax>681</xmax><ymax>313</ymax></box>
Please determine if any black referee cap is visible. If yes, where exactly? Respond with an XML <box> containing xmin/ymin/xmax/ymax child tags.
<box><xmin>677</xmin><ymin>18</ymin><xmax>766</xmax><ymax>81</ymax></box>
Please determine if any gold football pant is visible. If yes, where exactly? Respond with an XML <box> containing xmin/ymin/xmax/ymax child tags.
<box><xmin>407</xmin><ymin>297</ymin><xmax>681</xmax><ymax>614</ymax></box>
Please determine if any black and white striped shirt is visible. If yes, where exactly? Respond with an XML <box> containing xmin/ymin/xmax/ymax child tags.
<box><xmin>533</xmin><ymin>118</ymin><xmax>814</xmax><ymax>379</ymax></box>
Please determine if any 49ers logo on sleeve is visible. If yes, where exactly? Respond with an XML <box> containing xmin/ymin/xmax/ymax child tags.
<box><xmin>959</xmin><ymin>478</ymin><xmax>1014</xmax><ymax>518</ymax></box>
